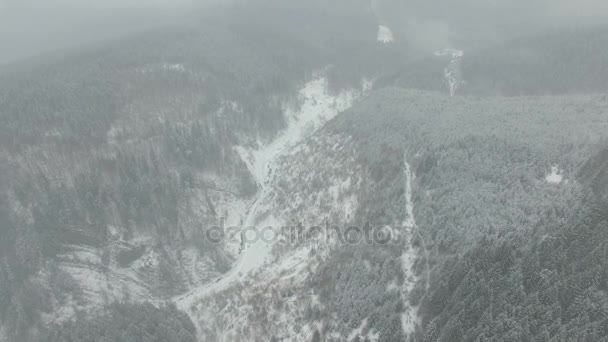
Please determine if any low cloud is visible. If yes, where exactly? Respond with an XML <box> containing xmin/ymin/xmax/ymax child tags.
<box><xmin>3</xmin><ymin>0</ymin><xmax>608</xmax><ymax>65</ymax></box>
<box><xmin>374</xmin><ymin>0</ymin><xmax>608</xmax><ymax>50</ymax></box>
<box><xmin>0</xmin><ymin>0</ymin><xmax>218</xmax><ymax>64</ymax></box>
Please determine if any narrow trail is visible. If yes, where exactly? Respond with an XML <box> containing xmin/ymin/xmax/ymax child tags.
<box><xmin>401</xmin><ymin>155</ymin><xmax>431</xmax><ymax>340</ymax></box>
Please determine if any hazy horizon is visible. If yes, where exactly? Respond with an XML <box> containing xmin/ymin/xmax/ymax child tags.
<box><xmin>3</xmin><ymin>0</ymin><xmax>608</xmax><ymax>65</ymax></box>
<box><xmin>2</xmin><ymin>1</ymin><xmax>608</xmax><ymax>341</ymax></box>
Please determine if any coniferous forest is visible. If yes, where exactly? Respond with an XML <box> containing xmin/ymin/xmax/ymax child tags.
<box><xmin>1</xmin><ymin>1</ymin><xmax>608</xmax><ymax>341</ymax></box>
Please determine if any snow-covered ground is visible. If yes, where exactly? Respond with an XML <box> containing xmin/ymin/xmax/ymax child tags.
<box><xmin>139</xmin><ymin>62</ymin><xmax>188</xmax><ymax>75</ymax></box>
<box><xmin>545</xmin><ymin>165</ymin><xmax>564</xmax><ymax>184</ymax></box>
<box><xmin>377</xmin><ymin>25</ymin><xmax>394</xmax><ymax>43</ymax></box>
<box><xmin>240</xmin><ymin>77</ymin><xmax>358</xmax><ymax>185</ymax></box>
<box><xmin>162</xmin><ymin>63</ymin><xmax>186</xmax><ymax>73</ymax></box>
<box><xmin>346</xmin><ymin>318</ymin><xmax>380</xmax><ymax>342</ymax></box>
<box><xmin>434</xmin><ymin>48</ymin><xmax>465</xmax><ymax>96</ymax></box>
<box><xmin>400</xmin><ymin>155</ymin><xmax>430</xmax><ymax>339</ymax></box>
<box><xmin>174</xmin><ymin>76</ymin><xmax>361</xmax><ymax>312</ymax></box>
<box><xmin>434</xmin><ymin>48</ymin><xmax>464</xmax><ymax>59</ymax></box>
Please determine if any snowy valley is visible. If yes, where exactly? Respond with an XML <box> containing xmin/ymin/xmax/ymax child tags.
<box><xmin>3</xmin><ymin>2</ymin><xmax>608</xmax><ymax>342</ymax></box>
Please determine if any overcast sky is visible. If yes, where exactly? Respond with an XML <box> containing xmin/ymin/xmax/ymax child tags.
<box><xmin>2</xmin><ymin>0</ymin><xmax>608</xmax><ymax>65</ymax></box>
<box><xmin>374</xmin><ymin>0</ymin><xmax>608</xmax><ymax>50</ymax></box>
<box><xmin>0</xmin><ymin>0</ymin><xmax>214</xmax><ymax>65</ymax></box>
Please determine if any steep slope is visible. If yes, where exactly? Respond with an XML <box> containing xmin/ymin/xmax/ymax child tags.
<box><xmin>0</xmin><ymin>3</ymin><xmax>403</xmax><ymax>339</ymax></box>
<box><xmin>171</xmin><ymin>70</ymin><xmax>375</xmax><ymax>339</ymax></box>
<box><xmin>174</xmin><ymin>76</ymin><xmax>365</xmax><ymax>309</ymax></box>
<box><xmin>172</xmin><ymin>88</ymin><xmax>608</xmax><ymax>341</ymax></box>
<box><xmin>328</xmin><ymin>88</ymin><xmax>608</xmax><ymax>341</ymax></box>
<box><xmin>3</xmin><ymin>4</ymin><xmax>608</xmax><ymax>342</ymax></box>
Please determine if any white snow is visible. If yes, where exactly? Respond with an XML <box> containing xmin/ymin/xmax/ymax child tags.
<box><xmin>403</xmin><ymin>161</ymin><xmax>416</xmax><ymax>229</ymax></box>
<box><xmin>366</xmin><ymin>329</ymin><xmax>380</xmax><ymax>342</ymax></box>
<box><xmin>399</xmin><ymin>156</ymin><xmax>430</xmax><ymax>339</ymax></box>
<box><xmin>362</xmin><ymin>78</ymin><xmax>374</xmax><ymax>93</ymax></box>
<box><xmin>174</xmin><ymin>76</ymin><xmax>360</xmax><ymax>311</ymax></box>
<box><xmin>239</xmin><ymin>77</ymin><xmax>357</xmax><ymax>184</ymax></box>
<box><xmin>400</xmin><ymin>157</ymin><xmax>419</xmax><ymax>338</ymax></box>
<box><xmin>377</xmin><ymin>25</ymin><xmax>394</xmax><ymax>43</ymax></box>
<box><xmin>271</xmin><ymin>247</ymin><xmax>315</xmax><ymax>282</ymax></box>
<box><xmin>347</xmin><ymin>318</ymin><xmax>368</xmax><ymax>341</ymax></box>
<box><xmin>345</xmin><ymin>318</ymin><xmax>381</xmax><ymax>342</ymax></box>
<box><xmin>545</xmin><ymin>165</ymin><xmax>564</xmax><ymax>184</ymax></box>
<box><xmin>434</xmin><ymin>48</ymin><xmax>465</xmax><ymax>96</ymax></box>
<box><xmin>162</xmin><ymin>63</ymin><xmax>186</xmax><ymax>73</ymax></box>
<box><xmin>434</xmin><ymin>48</ymin><xmax>464</xmax><ymax>59</ymax></box>
<box><xmin>231</xmin><ymin>76</ymin><xmax>358</xmax><ymax>276</ymax></box>
<box><xmin>139</xmin><ymin>63</ymin><xmax>187</xmax><ymax>75</ymax></box>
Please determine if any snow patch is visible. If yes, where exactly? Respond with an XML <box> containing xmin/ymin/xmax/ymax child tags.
<box><xmin>362</xmin><ymin>78</ymin><xmax>374</xmax><ymax>93</ymax></box>
<box><xmin>434</xmin><ymin>48</ymin><xmax>465</xmax><ymax>96</ymax></box>
<box><xmin>234</xmin><ymin>77</ymin><xmax>359</xmax><ymax>276</ymax></box>
<box><xmin>162</xmin><ymin>63</ymin><xmax>186</xmax><ymax>73</ymax></box>
<box><xmin>377</xmin><ymin>25</ymin><xmax>394</xmax><ymax>43</ymax></box>
<box><xmin>347</xmin><ymin>318</ymin><xmax>368</xmax><ymax>341</ymax></box>
<box><xmin>400</xmin><ymin>156</ymin><xmax>429</xmax><ymax>339</ymax></box>
<box><xmin>139</xmin><ymin>62</ymin><xmax>187</xmax><ymax>75</ymax></box>
<box><xmin>239</xmin><ymin>77</ymin><xmax>358</xmax><ymax>184</ymax></box>
<box><xmin>434</xmin><ymin>48</ymin><xmax>464</xmax><ymax>59</ymax></box>
<box><xmin>174</xmin><ymin>76</ymin><xmax>361</xmax><ymax>313</ymax></box>
<box><xmin>545</xmin><ymin>165</ymin><xmax>564</xmax><ymax>184</ymax></box>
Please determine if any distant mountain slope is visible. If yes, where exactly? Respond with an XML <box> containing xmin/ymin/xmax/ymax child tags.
<box><xmin>579</xmin><ymin>148</ymin><xmax>608</xmax><ymax>207</ymax></box>
<box><xmin>321</xmin><ymin>88</ymin><xmax>608</xmax><ymax>341</ymax></box>
<box><xmin>164</xmin><ymin>88</ymin><xmax>608</xmax><ymax>341</ymax></box>
<box><xmin>3</xmin><ymin>3</ymin><xmax>608</xmax><ymax>342</ymax></box>
<box><xmin>378</xmin><ymin>27</ymin><xmax>608</xmax><ymax>97</ymax></box>
<box><xmin>462</xmin><ymin>27</ymin><xmax>608</xmax><ymax>96</ymax></box>
<box><xmin>0</xmin><ymin>3</ymin><xmax>403</xmax><ymax>340</ymax></box>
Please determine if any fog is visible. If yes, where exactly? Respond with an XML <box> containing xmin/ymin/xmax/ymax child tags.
<box><xmin>2</xmin><ymin>0</ymin><xmax>608</xmax><ymax>63</ymax></box>
<box><xmin>374</xmin><ymin>0</ymin><xmax>608</xmax><ymax>50</ymax></box>
<box><xmin>0</xmin><ymin>0</ymin><xmax>213</xmax><ymax>64</ymax></box>
<box><xmin>3</xmin><ymin>0</ymin><xmax>608</xmax><ymax>341</ymax></box>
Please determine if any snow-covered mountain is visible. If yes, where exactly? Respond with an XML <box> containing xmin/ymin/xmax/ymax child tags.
<box><xmin>3</xmin><ymin>3</ymin><xmax>608</xmax><ymax>341</ymax></box>
<box><xmin>0</xmin><ymin>4</ymin><xmax>403</xmax><ymax>338</ymax></box>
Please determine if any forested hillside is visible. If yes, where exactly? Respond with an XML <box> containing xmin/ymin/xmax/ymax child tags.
<box><xmin>42</xmin><ymin>303</ymin><xmax>196</xmax><ymax>342</ymax></box>
<box><xmin>323</xmin><ymin>88</ymin><xmax>608</xmax><ymax>341</ymax></box>
<box><xmin>174</xmin><ymin>88</ymin><xmax>608</xmax><ymax>341</ymax></box>
<box><xmin>2</xmin><ymin>1</ymin><xmax>608</xmax><ymax>341</ymax></box>
<box><xmin>0</xmin><ymin>2</ymin><xmax>405</xmax><ymax>340</ymax></box>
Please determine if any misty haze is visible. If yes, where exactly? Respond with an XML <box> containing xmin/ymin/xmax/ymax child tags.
<box><xmin>1</xmin><ymin>0</ymin><xmax>608</xmax><ymax>341</ymax></box>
